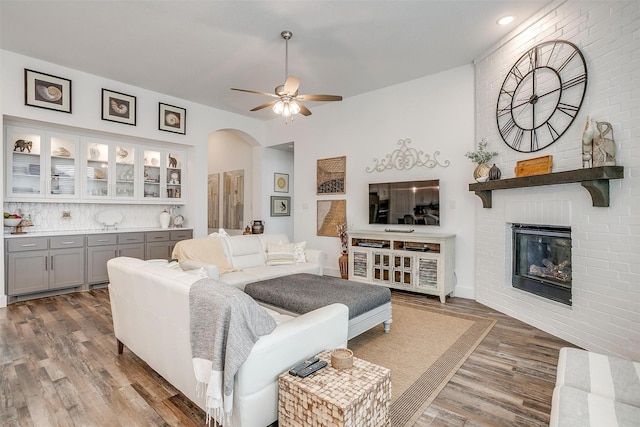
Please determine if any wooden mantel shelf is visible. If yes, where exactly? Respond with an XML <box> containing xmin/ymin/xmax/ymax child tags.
<box><xmin>468</xmin><ymin>166</ymin><xmax>624</xmax><ymax>208</ymax></box>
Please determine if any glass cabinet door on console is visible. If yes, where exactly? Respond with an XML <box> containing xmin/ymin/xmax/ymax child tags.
<box><xmin>165</xmin><ymin>151</ymin><xmax>183</xmax><ymax>200</ymax></box>
<box><xmin>143</xmin><ymin>149</ymin><xmax>162</xmax><ymax>200</ymax></box>
<box><xmin>5</xmin><ymin>126</ymin><xmax>79</xmax><ymax>200</ymax></box>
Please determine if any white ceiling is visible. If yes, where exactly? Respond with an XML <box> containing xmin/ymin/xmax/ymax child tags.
<box><xmin>0</xmin><ymin>0</ymin><xmax>549</xmax><ymax>120</ymax></box>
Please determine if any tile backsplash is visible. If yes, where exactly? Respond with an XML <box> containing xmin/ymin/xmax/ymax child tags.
<box><xmin>2</xmin><ymin>202</ymin><xmax>184</xmax><ymax>233</ymax></box>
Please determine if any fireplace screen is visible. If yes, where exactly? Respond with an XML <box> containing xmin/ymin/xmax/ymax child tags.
<box><xmin>512</xmin><ymin>224</ymin><xmax>572</xmax><ymax>305</ymax></box>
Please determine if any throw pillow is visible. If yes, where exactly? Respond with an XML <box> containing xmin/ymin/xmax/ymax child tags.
<box><xmin>292</xmin><ymin>241</ymin><xmax>307</xmax><ymax>263</ymax></box>
<box><xmin>266</xmin><ymin>242</ymin><xmax>295</xmax><ymax>265</ymax></box>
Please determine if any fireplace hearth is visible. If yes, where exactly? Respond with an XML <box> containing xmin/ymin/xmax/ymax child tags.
<box><xmin>512</xmin><ymin>224</ymin><xmax>572</xmax><ymax>305</ymax></box>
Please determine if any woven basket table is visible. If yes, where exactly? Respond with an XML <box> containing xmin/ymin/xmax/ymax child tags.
<box><xmin>278</xmin><ymin>350</ymin><xmax>391</xmax><ymax>427</ymax></box>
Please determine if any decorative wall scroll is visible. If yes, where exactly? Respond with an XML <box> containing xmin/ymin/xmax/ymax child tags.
<box><xmin>317</xmin><ymin>199</ymin><xmax>346</xmax><ymax>237</ymax></box>
<box><xmin>317</xmin><ymin>156</ymin><xmax>346</xmax><ymax>194</ymax></box>
<box><xmin>223</xmin><ymin>169</ymin><xmax>243</xmax><ymax>230</ymax></box>
<box><xmin>365</xmin><ymin>138</ymin><xmax>450</xmax><ymax>173</ymax></box>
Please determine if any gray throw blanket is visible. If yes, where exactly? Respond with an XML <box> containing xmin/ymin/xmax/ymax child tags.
<box><xmin>190</xmin><ymin>278</ymin><xmax>276</xmax><ymax>426</ymax></box>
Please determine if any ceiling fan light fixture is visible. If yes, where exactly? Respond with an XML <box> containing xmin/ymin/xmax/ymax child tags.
<box><xmin>273</xmin><ymin>100</ymin><xmax>285</xmax><ymax>115</ymax></box>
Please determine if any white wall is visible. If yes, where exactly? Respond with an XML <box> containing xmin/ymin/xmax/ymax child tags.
<box><xmin>261</xmin><ymin>147</ymin><xmax>294</xmax><ymax>239</ymax></box>
<box><xmin>265</xmin><ymin>65</ymin><xmax>477</xmax><ymax>288</ymax></box>
<box><xmin>474</xmin><ymin>1</ymin><xmax>640</xmax><ymax>359</ymax></box>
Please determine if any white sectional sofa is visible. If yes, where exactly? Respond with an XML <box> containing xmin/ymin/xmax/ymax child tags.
<box><xmin>550</xmin><ymin>347</ymin><xmax>640</xmax><ymax>427</ymax></box>
<box><xmin>172</xmin><ymin>233</ymin><xmax>323</xmax><ymax>290</ymax></box>
<box><xmin>107</xmin><ymin>256</ymin><xmax>349</xmax><ymax>427</ymax></box>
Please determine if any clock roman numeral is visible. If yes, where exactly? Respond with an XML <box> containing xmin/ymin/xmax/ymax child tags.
<box><xmin>546</xmin><ymin>122</ymin><xmax>560</xmax><ymax>140</ymax></box>
<box><xmin>557</xmin><ymin>102</ymin><xmax>580</xmax><ymax>118</ymax></box>
<box><xmin>557</xmin><ymin>50</ymin><xmax>579</xmax><ymax>72</ymax></box>
<box><xmin>500</xmin><ymin>117</ymin><xmax>516</xmax><ymax>137</ymax></box>
<box><xmin>513</xmin><ymin>128</ymin><xmax>525</xmax><ymax>150</ymax></box>
<box><xmin>528</xmin><ymin>46</ymin><xmax>539</xmax><ymax>72</ymax></box>
<box><xmin>497</xmin><ymin>106</ymin><xmax>512</xmax><ymax>117</ymax></box>
<box><xmin>561</xmin><ymin>73</ymin><xmax>587</xmax><ymax>90</ymax></box>
<box><xmin>530</xmin><ymin>128</ymin><xmax>539</xmax><ymax>151</ymax></box>
<box><xmin>509</xmin><ymin>66</ymin><xmax>525</xmax><ymax>83</ymax></box>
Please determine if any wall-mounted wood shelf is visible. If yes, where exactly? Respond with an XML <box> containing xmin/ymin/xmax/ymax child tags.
<box><xmin>468</xmin><ymin>166</ymin><xmax>624</xmax><ymax>208</ymax></box>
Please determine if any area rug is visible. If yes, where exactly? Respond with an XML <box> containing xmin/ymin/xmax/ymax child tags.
<box><xmin>348</xmin><ymin>297</ymin><xmax>496</xmax><ymax>426</ymax></box>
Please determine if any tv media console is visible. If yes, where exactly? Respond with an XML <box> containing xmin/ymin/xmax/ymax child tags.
<box><xmin>347</xmin><ymin>230</ymin><xmax>455</xmax><ymax>303</ymax></box>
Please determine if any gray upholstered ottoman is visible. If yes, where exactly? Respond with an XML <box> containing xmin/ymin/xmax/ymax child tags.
<box><xmin>245</xmin><ymin>273</ymin><xmax>392</xmax><ymax>339</ymax></box>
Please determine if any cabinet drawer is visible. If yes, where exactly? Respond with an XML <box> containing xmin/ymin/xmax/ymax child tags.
<box><xmin>118</xmin><ymin>233</ymin><xmax>145</xmax><ymax>244</ymax></box>
<box><xmin>146</xmin><ymin>231</ymin><xmax>170</xmax><ymax>242</ymax></box>
<box><xmin>7</xmin><ymin>238</ymin><xmax>48</xmax><ymax>252</ymax></box>
<box><xmin>170</xmin><ymin>229</ymin><xmax>192</xmax><ymax>241</ymax></box>
<box><xmin>50</xmin><ymin>235</ymin><xmax>85</xmax><ymax>249</ymax></box>
<box><xmin>87</xmin><ymin>234</ymin><xmax>117</xmax><ymax>246</ymax></box>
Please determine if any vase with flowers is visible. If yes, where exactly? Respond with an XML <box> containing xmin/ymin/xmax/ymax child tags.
<box><xmin>465</xmin><ymin>140</ymin><xmax>498</xmax><ymax>182</ymax></box>
<box><xmin>337</xmin><ymin>223</ymin><xmax>349</xmax><ymax>279</ymax></box>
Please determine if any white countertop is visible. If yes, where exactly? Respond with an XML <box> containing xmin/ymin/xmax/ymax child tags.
<box><xmin>2</xmin><ymin>227</ymin><xmax>192</xmax><ymax>239</ymax></box>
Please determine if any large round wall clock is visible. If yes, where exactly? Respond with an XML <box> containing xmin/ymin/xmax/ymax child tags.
<box><xmin>496</xmin><ymin>40</ymin><xmax>587</xmax><ymax>152</ymax></box>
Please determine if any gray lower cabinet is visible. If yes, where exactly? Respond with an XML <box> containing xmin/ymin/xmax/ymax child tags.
<box><xmin>6</xmin><ymin>236</ymin><xmax>85</xmax><ymax>296</ymax></box>
<box><xmin>5</xmin><ymin>228</ymin><xmax>193</xmax><ymax>300</ymax></box>
<box><xmin>86</xmin><ymin>233</ymin><xmax>145</xmax><ymax>284</ymax></box>
<box><xmin>145</xmin><ymin>229</ymin><xmax>193</xmax><ymax>260</ymax></box>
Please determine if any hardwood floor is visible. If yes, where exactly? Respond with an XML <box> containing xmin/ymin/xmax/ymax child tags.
<box><xmin>0</xmin><ymin>289</ymin><xmax>575</xmax><ymax>426</ymax></box>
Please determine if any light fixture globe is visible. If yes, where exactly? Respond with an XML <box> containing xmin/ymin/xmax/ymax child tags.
<box><xmin>272</xmin><ymin>100</ymin><xmax>285</xmax><ymax>115</ymax></box>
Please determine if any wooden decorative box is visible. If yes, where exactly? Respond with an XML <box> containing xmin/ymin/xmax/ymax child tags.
<box><xmin>278</xmin><ymin>350</ymin><xmax>391</xmax><ymax>427</ymax></box>
<box><xmin>515</xmin><ymin>155</ymin><xmax>553</xmax><ymax>177</ymax></box>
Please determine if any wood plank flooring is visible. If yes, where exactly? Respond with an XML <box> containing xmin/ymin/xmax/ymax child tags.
<box><xmin>0</xmin><ymin>289</ymin><xmax>575</xmax><ymax>426</ymax></box>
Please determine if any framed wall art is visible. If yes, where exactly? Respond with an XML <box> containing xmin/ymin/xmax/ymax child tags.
<box><xmin>317</xmin><ymin>156</ymin><xmax>346</xmax><ymax>194</ymax></box>
<box><xmin>274</xmin><ymin>173</ymin><xmax>289</xmax><ymax>193</ymax></box>
<box><xmin>159</xmin><ymin>103</ymin><xmax>186</xmax><ymax>134</ymax></box>
<box><xmin>24</xmin><ymin>69</ymin><xmax>72</xmax><ymax>113</ymax></box>
<box><xmin>271</xmin><ymin>196</ymin><xmax>291</xmax><ymax>217</ymax></box>
<box><xmin>102</xmin><ymin>89</ymin><xmax>136</xmax><ymax>125</ymax></box>
<box><xmin>208</xmin><ymin>173</ymin><xmax>219</xmax><ymax>230</ymax></box>
<box><xmin>317</xmin><ymin>199</ymin><xmax>346</xmax><ymax>237</ymax></box>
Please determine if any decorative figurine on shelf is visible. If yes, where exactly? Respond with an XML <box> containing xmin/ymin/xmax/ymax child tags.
<box><xmin>592</xmin><ymin>121</ymin><xmax>616</xmax><ymax>167</ymax></box>
<box><xmin>243</xmin><ymin>226</ymin><xmax>251</xmax><ymax>235</ymax></box>
<box><xmin>168</xmin><ymin>154</ymin><xmax>177</xmax><ymax>168</ymax></box>
<box><xmin>466</xmin><ymin>139</ymin><xmax>498</xmax><ymax>182</ymax></box>
<box><xmin>13</xmin><ymin>139</ymin><xmax>33</xmax><ymax>153</ymax></box>
<box><xmin>581</xmin><ymin>116</ymin><xmax>595</xmax><ymax>168</ymax></box>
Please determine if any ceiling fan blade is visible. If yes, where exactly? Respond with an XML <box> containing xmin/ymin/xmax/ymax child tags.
<box><xmin>298</xmin><ymin>103</ymin><xmax>312</xmax><ymax>116</ymax></box>
<box><xmin>283</xmin><ymin>76</ymin><xmax>300</xmax><ymax>95</ymax></box>
<box><xmin>297</xmin><ymin>94</ymin><xmax>343</xmax><ymax>102</ymax></box>
<box><xmin>249</xmin><ymin>100</ymin><xmax>279</xmax><ymax>112</ymax></box>
<box><xmin>231</xmin><ymin>88</ymin><xmax>279</xmax><ymax>98</ymax></box>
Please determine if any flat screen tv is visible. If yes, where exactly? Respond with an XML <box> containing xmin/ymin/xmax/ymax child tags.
<box><xmin>369</xmin><ymin>179</ymin><xmax>440</xmax><ymax>225</ymax></box>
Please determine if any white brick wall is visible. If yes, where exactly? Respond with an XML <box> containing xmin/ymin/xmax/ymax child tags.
<box><xmin>474</xmin><ymin>0</ymin><xmax>640</xmax><ymax>359</ymax></box>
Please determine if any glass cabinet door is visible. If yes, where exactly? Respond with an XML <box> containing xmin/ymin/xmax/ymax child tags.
<box><xmin>143</xmin><ymin>150</ymin><xmax>161</xmax><ymax>199</ymax></box>
<box><xmin>85</xmin><ymin>142</ymin><xmax>110</xmax><ymax>199</ymax></box>
<box><xmin>49</xmin><ymin>133</ymin><xmax>79</xmax><ymax>198</ymax></box>
<box><xmin>166</xmin><ymin>151</ymin><xmax>182</xmax><ymax>200</ymax></box>
<box><xmin>114</xmin><ymin>145</ymin><xmax>136</xmax><ymax>199</ymax></box>
<box><xmin>6</xmin><ymin>126</ymin><xmax>44</xmax><ymax>197</ymax></box>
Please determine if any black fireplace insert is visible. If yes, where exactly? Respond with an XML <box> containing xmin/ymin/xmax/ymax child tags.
<box><xmin>512</xmin><ymin>224</ymin><xmax>572</xmax><ymax>305</ymax></box>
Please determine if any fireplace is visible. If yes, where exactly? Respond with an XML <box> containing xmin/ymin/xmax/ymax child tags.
<box><xmin>512</xmin><ymin>224</ymin><xmax>572</xmax><ymax>305</ymax></box>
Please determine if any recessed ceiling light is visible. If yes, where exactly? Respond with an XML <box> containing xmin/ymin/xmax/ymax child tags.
<box><xmin>497</xmin><ymin>15</ymin><xmax>514</xmax><ymax>25</ymax></box>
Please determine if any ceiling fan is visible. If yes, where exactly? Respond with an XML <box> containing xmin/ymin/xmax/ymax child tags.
<box><xmin>231</xmin><ymin>30</ymin><xmax>342</xmax><ymax>121</ymax></box>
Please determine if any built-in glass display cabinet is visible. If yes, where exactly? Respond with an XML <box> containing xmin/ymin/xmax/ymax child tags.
<box><xmin>143</xmin><ymin>149</ymin><xmax>183</xmax><ymax>201</ymax></box>
<box><xmin>5</xmin><ymin>126</ymin><xmax>80</xmax><ymax>200</ymax></box>
<box><xmin>5</xmin><ymin>123</ymin><xmax>185</xmax><ymax>204</ymax></box>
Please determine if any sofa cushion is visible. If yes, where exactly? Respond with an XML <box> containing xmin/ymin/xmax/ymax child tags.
<box><xmin>550</xmin><ymin>385</ymin><xmax>640</xmax><ymax>427</ymax></box>
<box><xmin>556</xmin><ymin>347</ymin><xmax>640</xmax><ymax>407</ymax></box>
<box><xmin>224</xmin><ymin>235</ymin><xmax>266</xmax><ymax>269</ymax></box>
<box><xmin>266</xmin><ymin>242</ymin><xmax>296</xmax><ymax>265</ymax></box>
<box><xmin>292</xmin><ymin>241</ymin><xmax>307</xmax><ymax>263</ymax></box>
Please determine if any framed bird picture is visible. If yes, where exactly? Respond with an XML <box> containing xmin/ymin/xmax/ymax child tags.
<box><xmin>102</xmin><ymin>89</ymin><xmax>136</xmax><ymax>125</ymax></box>
<box><xmin>271</xmin><ymin>196</ymin><xmax>291</xmax><ymax>217</ymax></box>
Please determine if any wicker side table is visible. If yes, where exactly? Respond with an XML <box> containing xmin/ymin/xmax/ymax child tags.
<box><xmin>278</xmin><ymin>350</ymin><xmax>391</xmax><ymax>427</ymax></box>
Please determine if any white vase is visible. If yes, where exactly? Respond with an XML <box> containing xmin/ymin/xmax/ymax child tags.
<box><xmin>159</xmin><ymin>210</ymin><xmax>170</xmax><ymax>229</ymax></box>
